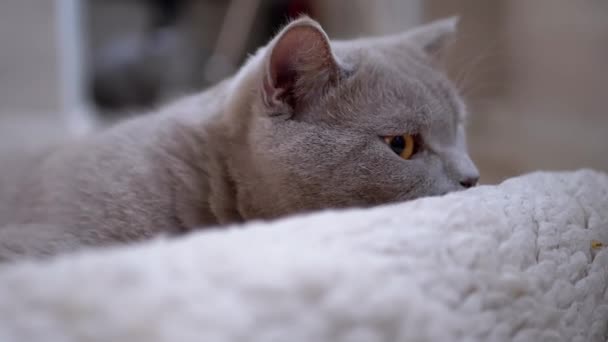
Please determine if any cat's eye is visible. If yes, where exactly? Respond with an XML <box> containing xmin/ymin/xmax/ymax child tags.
<box><xmin>383</xmin><ymin>134</ymin><xmax>416</xmax><ymax>160</ymax></box>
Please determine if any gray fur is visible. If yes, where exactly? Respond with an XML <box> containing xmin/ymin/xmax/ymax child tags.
<box><xmin>0</xmin><ymin>17</ymin><xmax>478</xmax><ymax>261</ymax></box>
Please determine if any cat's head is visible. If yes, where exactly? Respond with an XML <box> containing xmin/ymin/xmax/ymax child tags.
<box><xmin>223</xmin><ymin>16</ymin><xmax>479</xmax><ymax>220</ymax></box>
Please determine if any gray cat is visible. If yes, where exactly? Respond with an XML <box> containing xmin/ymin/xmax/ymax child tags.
<box><xmin>0</xmin><ymin>16</ymin><xmax>478</xmax><ymax>261</ymax></box>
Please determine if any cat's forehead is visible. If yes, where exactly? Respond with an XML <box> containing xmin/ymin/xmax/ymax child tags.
<box><xmin>320</xmin><ymin>46</ymin><xmax>464</xmax><ymax>134</ymax></box>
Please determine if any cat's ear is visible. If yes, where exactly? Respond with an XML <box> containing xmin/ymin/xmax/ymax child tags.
<box><xmin>262</xmin><ymin>17</ymin><xmax>341</xmax><ymax>114</ymax></box>
<box><xmin>404</xmin><ymin>16</ymin><xmax>459</xmax><ymax>60</ymax></box>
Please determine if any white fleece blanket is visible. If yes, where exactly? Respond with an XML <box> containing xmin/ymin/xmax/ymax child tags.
<box><xmin>0</xmin><ymin>170</ymin><xmax>607</xmax><ymax>342</ymax></box>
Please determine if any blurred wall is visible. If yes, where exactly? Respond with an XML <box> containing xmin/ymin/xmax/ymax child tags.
<box><xmin>315</xmin><ymin>0</ymin><xmax>421</xmax><ymax>38</ymax></box>
<box><xmin>426</xmin><ymin>0</ymin><xmax>608</xmax><ymax>183</ymax></box>
<box><xmin>0</xmin><ymin>0</ymin><xmax>61</xmax><ymax>114</ymax></box>
<box><xmin>501</xmin><ymin>0</ymin><xmax>608</xmax><ymax>176</ymax></box>
<box><xmin>0</xmin><ymin>0</ymin><xmax>80</xmax><ymax>147</ymax></box>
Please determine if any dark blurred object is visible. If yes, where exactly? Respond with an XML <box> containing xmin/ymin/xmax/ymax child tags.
<box><xmin>90</xmin><ymin>0</ymin><xmax>188</xmax><ymax>113</ymax></box>
<box><xmin>90</xmin><ymin>0</ymin><xmax>314</xmax><ymax>115</ymax></box>
<box><xmin>90</xmin><ymin>30</ymin><xmax>168</xmax><ymax>111</ymax></box>
<box><xmin>150</xmin><ymin>0</ymin><xmax>184</xmax><ymax>28</ymax></box>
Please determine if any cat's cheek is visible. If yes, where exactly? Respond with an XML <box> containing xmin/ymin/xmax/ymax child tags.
<box><xmin>415</xmin><ymin>160</ymin><xmax>456</xmax><ymax>197</ymax></box>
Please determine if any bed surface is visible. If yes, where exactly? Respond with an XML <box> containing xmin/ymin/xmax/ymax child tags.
<box><xmin>0</xmin><ymin>170</ymin><xmax>607</xmax><ymax>342</ymax></box>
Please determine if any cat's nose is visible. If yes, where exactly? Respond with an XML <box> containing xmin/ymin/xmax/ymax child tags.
<box><xmin>459</xmin><ymin>176</ymin><xmax>479</xmax><ymax>189</ymax></box>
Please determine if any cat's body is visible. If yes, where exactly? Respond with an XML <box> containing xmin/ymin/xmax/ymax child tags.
<box><xmin>0</xmin><ymin>17</ymin><xmax>478</xmax><ymax>261</ymax></box>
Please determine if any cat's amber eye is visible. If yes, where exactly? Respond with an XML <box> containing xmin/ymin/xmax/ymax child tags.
<box><xmin>384</xmin><ymin>134</ymin><xmax>416</xmax><ymax>160</ymax></box>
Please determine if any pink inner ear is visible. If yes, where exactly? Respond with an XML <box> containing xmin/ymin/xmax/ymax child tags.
<box><xmin>269</xmin><ymin>25</ymin><xmax>332</xmax><ymax>92</ymax></box>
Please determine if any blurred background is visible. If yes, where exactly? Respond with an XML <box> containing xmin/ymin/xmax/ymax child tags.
<box><xmin>0</xmin><ymin>0</ymin><xmax>606</xmax><ymax>183</ymax></box>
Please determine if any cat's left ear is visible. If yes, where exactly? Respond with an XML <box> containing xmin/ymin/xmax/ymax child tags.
<box><xmin>403</xmin><ymin>16</ymin><xmax>459</xmax><ymax>60</ymax></box>
<box><xmin>262</xmin><ymin>17</ymin><xmax>342</xmax><ymax>115</ymax></box>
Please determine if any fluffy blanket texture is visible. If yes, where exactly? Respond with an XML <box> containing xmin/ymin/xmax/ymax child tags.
<box><xmin>0</xmin><ymin>170</ymin><xmax>607</xmax><ymax>342</ymax></box>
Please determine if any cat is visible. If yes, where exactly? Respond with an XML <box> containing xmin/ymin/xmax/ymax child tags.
<box><xmin>0</xmin><ymin>16</ymin><xmax>479</xmax><ymax>261</ymax></box>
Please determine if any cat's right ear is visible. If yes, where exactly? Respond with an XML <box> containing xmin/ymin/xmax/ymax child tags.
<box><xmin>388</xmin><ymin>16</ymin><xmax>459</xmax><ymax>63</ymax></box>
<box><xmin>261</xmin><ymin>17</ymin><xmax>342</xmax><ymax>116</ymax></box>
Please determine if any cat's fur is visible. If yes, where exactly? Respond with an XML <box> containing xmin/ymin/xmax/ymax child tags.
<box><xmin>0</xmin><ymin>17</ymin><xmax>478</xmax><ymax>261</ymax></box>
